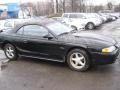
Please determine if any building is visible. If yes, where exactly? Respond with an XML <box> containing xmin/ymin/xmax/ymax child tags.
<box><xmin>0</xmin><ymin>3</ymin><xmax>19</xmax><ymax>19</ymax></box>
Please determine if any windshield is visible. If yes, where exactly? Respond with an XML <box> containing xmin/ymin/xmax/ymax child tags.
<box><xmin>46</xmin><ymin>22</ymin><xmax>72</xmax><ymax>35</ymax></box>
<box><xmin>69</xmin><ymin>14</ymin><xmax>86</xmax><ymax>18</ymax></box>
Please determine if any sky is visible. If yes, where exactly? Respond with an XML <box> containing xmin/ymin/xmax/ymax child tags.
<box><xmin>88</xmin><ymin>0</ymin><xmax>120</xmax><ymax>5</ymax></box>
<box><xmin>0</xmin><ymin>0</ymin><xmax>120</xmax><ymax>5</ymax></box>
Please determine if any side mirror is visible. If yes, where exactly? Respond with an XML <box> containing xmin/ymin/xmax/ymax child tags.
<box><xmin>43</xmin><ymin>34</ymin><xmax>53</xmax><ymax>40</ymax></box>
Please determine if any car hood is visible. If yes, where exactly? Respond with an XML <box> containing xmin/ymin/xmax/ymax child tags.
<box><xmin>72</xmin><ymin>32</ymin><xmax>116</xmax><ymax>45</ymax></box>
<box><xmin>72</xmin><ymin>32</ymin><xmax>116</xmax><ymax>43</ymax></box>
<box><xmin>59</xmin><ymin>32</ymin><xmax>117</xmax><ymax>49</ymax></box>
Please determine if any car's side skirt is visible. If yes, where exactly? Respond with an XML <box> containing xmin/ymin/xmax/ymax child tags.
<box><xmin>19</xmin><ymin>54</ymin><xmax>65</xmax><ymax>63</ymax></box>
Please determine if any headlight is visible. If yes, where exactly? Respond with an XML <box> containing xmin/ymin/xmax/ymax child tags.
<box><xmin>101</xmin><ymin>46</ymin><xmax>116</xmax><ymax>53</ymax></box>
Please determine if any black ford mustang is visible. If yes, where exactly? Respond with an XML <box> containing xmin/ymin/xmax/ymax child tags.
<box><xmin>0</xmin><ymin>19</ymin><xmax>119</xmax><ymax>71</ymax></box>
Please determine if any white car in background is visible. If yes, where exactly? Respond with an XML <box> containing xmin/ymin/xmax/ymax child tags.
<box><xmin>108</xmin><ymin>13</ymin><xmax>120</xmax><ymax>19</ymax></box>
<box><xmin>98</xmin><ymin>13</ymin><xmax>117</xmax><ymax>22</ymax></box>
<box><xmin>87</xmin><ymin>13</ymin><xmax>108</xmax><ymax>23</ymax></box>
<box><xmin>62</xmin><ymin>13</ymin><xmax>102</xmax><ymax>30</ymax></box>
<box><xmin>51</xmin><ymin>17</ymin><xmax>63</xmax><ymax>22</ymax></box>
<box><xmin>0</xmin><ymin>20</ymin><xmax>14</xmax><ymax>32</ymax></box>
<box><xmin>113</xmin><ymin>13</ymin><xmax>120</xmax><ymax>18</ymax></box>
<box><xmin>82</xmin><ymin>13</ymin><xmax>106</xmax><ymax>23</ymax></box>
<box><xmin>0</xmin><ymin>19</ymin><xmax>31</xmax><ymax>32</ymax></box>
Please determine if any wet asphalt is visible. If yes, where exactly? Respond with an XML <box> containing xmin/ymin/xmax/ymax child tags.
<box><xmin>0</xmin><ymin>19</ymin><xmax>120</xmax><ymax>90</ymax></box>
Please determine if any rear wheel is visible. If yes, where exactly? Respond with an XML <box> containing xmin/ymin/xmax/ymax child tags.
<box><xmin>4</xmin><ymin>44</ymin><xmax>18</xmax><ymax>60</ymax></box>
<box><xmin>67</xmin><ymin>49</ymin><xmax>91</xmax><ymax>72</ymax></box>
<box><xmin>85</xmin><ymin>22</ymin><xmax>95</xmax><ymax>30</ymax></box>
<box><xmin>71</xmin><ymin>25</ymin><xmax>77</xmax><ymax>30</ymax></box>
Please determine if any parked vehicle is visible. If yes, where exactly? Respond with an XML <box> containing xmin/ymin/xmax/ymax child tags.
<box><xmin>0</xmin><ymin>19</ymin><xmax>32</xmax><ymax>32</ymax></box>
<box><xmin>99</xmin><ymin>10</ymin><xmax>120</xmax><ymax>19</ymax></box>
<box><xmin>0</xmin><ymin>20</ymin><xmax>15</xmax><ymax>32</ymax></box>
<box><xmin>62</xmin><ymin>13</ymin><xmax>102</xmax><ymax>30</ymax></box>
<box><xmin>52</xmin><ymin>17</ymin><xmax>63</xmax><ymax>22</ymax></box>
<box><xmin>109</xmin><ymin>15</ymin><xmax>117</xmax><ymax>21</ymax></box>
<box><xmin>0</xmin><ymin>19</ymin><xmax>119</xmax><ymax>72</ymax></box>
<box><xmin>111</xmin><ymin>13</ymin><xmax>120</xmax><ymax>19</ymax></box>
<box><xmin>84</xmin><ymin>13</ymin><xmax>103</xmax><ymax>23</ymax></box>
<box><xmin>98</xmin><ymin>13</ymin><xmax>111</xmax><ymax>22</ymax></box>
<box><xmin>107</xmin><ymin>13</ymin><xmax>120</xmax><ymax>19</ymax></box>
<box><xmin>96</xmin><ymin>13</ymin><xmax>108</xmax><ymax>23</ymax></box>
<box><xmin>31</xmin><ymin>16</ymin><xmax>47</xmax><ymax>19</ymax></box>
<box><xmin>82</xmin><ymin>13</ymin><xmax>105</xmax><ymax>24</ymax></box>
<box><xmin>98</xmin><ymin>13</ymin><xmax>117</xmax><ymax>22</ymax></box>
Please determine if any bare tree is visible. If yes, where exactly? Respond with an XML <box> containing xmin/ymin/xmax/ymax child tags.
<box><xmin>79</xmin><ymin>0</ymin><xmax>84</xmax><ymax>12</ymax></box>
<box><xmin>114</xmin><ymin>4</ymin><xmax>120</xmax><ymax>12</ymax></box>
<box><xmin>59</xmin><ymin>0</ymin><xmax>66</xmax><ymax>13</ymax></box>
<box><xmin>70</xmin><ymin>0</ymin><xmax>79</xmax><ymax>12</ymax></box>
<box><xmin>107</xmin><ymin>2</ymin><xmax>113</xmax><ymax>10</ymax></box>
<box><xmin>62</xmin><ymin>0</ymin><xmax>65</xmax><ymax>12</ymax></box>
<box><xmin>50</xmin><ymin>0</ymin><xmax>54</xmax><ymax>14</ymax></box>
<box><xmin>54</xmin><ymin>0</ymin><xmax>59</xmax><ymax>13</ymax></box>
<box><xmin>20</xmin><ymin>1</ymin><xmax>55</xmax><ymax>16</ymax></box>
<box><xmin>71</xmin><ymin>0</ymin><xmax>74</xmax><ymax>12</ymax></box>
<box><xmin>93</xmin><ymin>5</ymin><xmax>104</xmax><ymax>12</ymax></box>
<box><xmin>81</xmin><ymin>4</ymin><xmax>86</xmax><ymax>12</ymax></box>
<box><xmin>20</xmin><ymin>2</ymin><xmax>34</xmax><ymax>17</ymax></box>
<box><xmin>20</xmin><ymin>0</ymin><xmax>115</xmax><ymax>16</ymax></box>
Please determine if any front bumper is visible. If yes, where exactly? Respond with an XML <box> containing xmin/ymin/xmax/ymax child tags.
<box><xmin>91</xmin><ymin>47</ymin><xmax>120</xmax><ymax>65</ymax></box>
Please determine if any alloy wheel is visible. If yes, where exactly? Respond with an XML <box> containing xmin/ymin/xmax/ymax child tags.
<box><xmin>70</xmin><ymin>52</ymin><xmax>86</xmax><ymax>69</ymax></box>
<box><xmin>87</xmin><ymin>23</ymin><xmax>94</xmax><ymax>30</ymax></box>
<box><xmin>5</xmin><ymin>45</ymin><xmax>15</xmax><ymax>59</ymax></box>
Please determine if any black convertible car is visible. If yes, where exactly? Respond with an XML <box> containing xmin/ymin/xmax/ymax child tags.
<box><xmin>0</xmin><ymin>19</ymin><xmax>119</xmax><ymax>71</ymax></box>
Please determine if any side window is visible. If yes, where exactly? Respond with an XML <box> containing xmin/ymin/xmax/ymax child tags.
<box><xmin>16</xmin><ymin>27</ymin><xmax>24</xmax><ymax>35</ymax></box>
<box><xmin>23</xmin><ymin>25</ymin><xmax>48</xmax><ymax>37</ymax></box>
<box><xmin>69</xmin><ymin>14</ymin><xmax>77</xmax><ymax>18</ymax></box>
<box><xmin>77</xmin><ymin>14</ymin><xmax>86</xmax><ymax>18</ymax></box>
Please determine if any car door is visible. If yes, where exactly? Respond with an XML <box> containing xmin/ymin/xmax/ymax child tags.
<box><xmin>20</xmin><ymin>24</ymin><xmax>65</xmax><ymax>61</ymax></box>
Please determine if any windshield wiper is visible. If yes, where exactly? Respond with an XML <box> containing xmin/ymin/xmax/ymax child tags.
<box><xmin>70</xmin><ymin>29</ymin><xmax>78</xmax><ymax>33</ymax></box>
<box><xmin>58</xmin><ymin>29</ymin><xmax>78</xmax><ymax>36</ymax></box>
<box><xmin>58</xmin><ymin>32</ymin><xmax>69</xmax><ymax>36</ymax></box>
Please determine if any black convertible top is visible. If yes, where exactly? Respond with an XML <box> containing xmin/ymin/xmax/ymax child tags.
<box><xmin>20</xmin><ymin>18</ymin><xmax>55</xmax><ymax>25</ymax></box>
<box><xmin>12</xmin><ymin>18</ymin><xmax>56</xmax><ymax>32</ymax></box>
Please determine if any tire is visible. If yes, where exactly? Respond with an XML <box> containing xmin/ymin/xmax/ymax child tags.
<box><xmin>67</xmin><ymin>49</ymin><xmax>91</xmax><ymax>72</ymax></box>
<box><xmin>4</xmin><ymin>44</ymin><xmax>18</xmax><ymax>60</ymax></box>
<box><xmin>71</xmin><ymin>26</ymin><xmax>77</xmax><ymax>30</ymax></box>
<box><xmin>85</xmin><ymin>22</ymin><xmax>95</xmax><ymax>30</ymax></box>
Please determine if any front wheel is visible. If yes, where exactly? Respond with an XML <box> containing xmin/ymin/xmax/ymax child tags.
<box><xmin>67</xmin><ymin>49</ymin><xmax>91</xmax><ymax>72</ymax></box>
<box><xmin>4</xmin><ymin>44</ymin><xmax>18</xmax><ymax>60</ymax></box>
